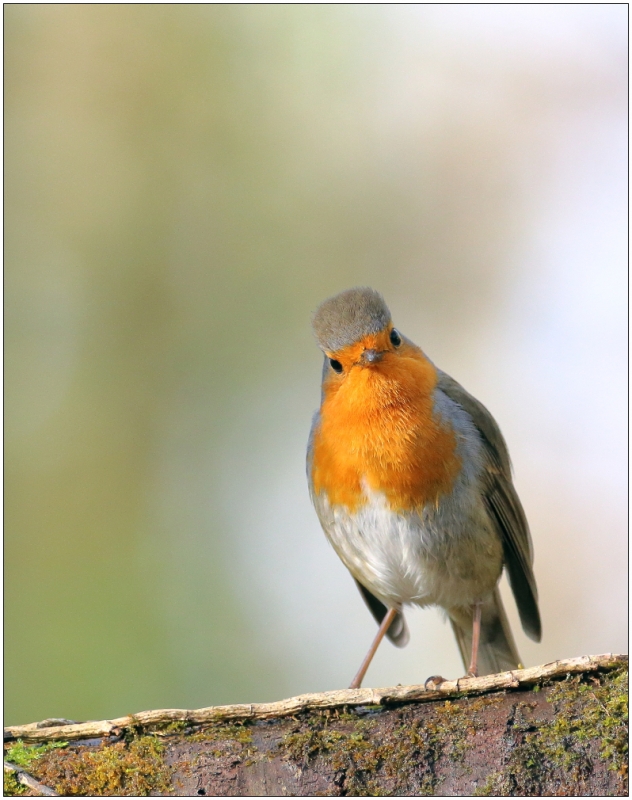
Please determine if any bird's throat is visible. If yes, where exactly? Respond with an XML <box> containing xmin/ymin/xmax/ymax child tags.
<box><xmin>312</xmin><ymin>350</ymin><xmax>462</xmax><ymax>512</ymax></box>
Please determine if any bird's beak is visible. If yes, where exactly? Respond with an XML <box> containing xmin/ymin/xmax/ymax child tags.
<box><xmin>359</xmin><ymin>348</ymin><xmax>384</xmax><ymax>365</ymax></box>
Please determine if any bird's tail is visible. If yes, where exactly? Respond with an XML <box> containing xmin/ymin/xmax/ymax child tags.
<box><xmin>449</xmin><ymin>588</ymin><xmax>521</xmax><ymax>676</ymax></box>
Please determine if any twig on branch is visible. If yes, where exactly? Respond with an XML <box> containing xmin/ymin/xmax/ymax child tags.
<box><xmin>4</xmin><ymin>761</ymin><xmax>59</xmax><ymax>796</ymax></box>
<box><xmin>4</xmin><ymin>653</ymin><xmax>626</xmax><ymax>743</ymax></box>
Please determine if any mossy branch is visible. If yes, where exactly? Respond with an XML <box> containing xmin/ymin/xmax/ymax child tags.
<box><xmin>3</xmin><ymin>654</ymin><xmax>627</xmax><ymax>797</ymax></box>
<box><xmin>4</xmin><ymin>653</ymin><xmax>625</xmax><ymax>743</ymax></box>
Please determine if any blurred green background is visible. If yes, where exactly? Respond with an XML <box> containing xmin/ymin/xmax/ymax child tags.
<box><xmin>5</xmin><ymin>5</ymin><xmax>627</xmax><ymax>725</ymax></box>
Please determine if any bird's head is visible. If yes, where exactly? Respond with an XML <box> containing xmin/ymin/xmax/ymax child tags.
<box><xmin>312</xmin><ymin>287</ymin><xmax>406</xmax><ymax>378</ymax></box>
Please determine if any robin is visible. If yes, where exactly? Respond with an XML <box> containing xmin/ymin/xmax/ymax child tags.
<box><xmin>307</xmin><ymin>287</ymin><xmax>541</xmax><ymax>688</ymax></box>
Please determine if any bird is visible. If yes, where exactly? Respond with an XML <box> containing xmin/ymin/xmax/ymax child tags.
<box><xmin>307</xmin><ymin>287</ymin><xmax>541</xmax><ymax>689</ymax></box>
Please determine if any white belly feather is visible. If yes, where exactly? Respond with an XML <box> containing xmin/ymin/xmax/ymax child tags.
<box><xmin>314</xmin><ymin>481</ymin><xmax>503</xmax><ymax>612</ymax></box>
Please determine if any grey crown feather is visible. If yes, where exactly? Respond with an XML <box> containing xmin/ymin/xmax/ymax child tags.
<box><xmin>312</xmin><ymin>287</ymin><xmax>391</xmax><ymax>353</ymax></box>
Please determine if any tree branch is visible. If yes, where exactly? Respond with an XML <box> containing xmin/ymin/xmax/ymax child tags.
<box><xmin>3</xmin><ymin>654</ymin><xmax>627</xmax><ymax>797</ymax></box>
<box><xmin>4</xmin><ymin>653</ymin><xmax>625</xmax><ymax>743</ymax></box>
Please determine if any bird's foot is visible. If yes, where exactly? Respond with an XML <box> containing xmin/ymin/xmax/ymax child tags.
<box><xmin>424</xmin><ymin>675</ymin><xmax>447</xmax><ymax>690</ymax></box>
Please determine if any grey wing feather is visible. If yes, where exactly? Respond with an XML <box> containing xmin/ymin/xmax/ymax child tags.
<box><xmin>437</xmin><ymin>370</ymin><xmax>542</xmax><ymax>642</ymax></box>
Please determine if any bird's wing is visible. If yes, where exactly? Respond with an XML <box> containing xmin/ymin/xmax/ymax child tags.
<box><xmin>436</xmin><ymin>370</ymin><xmax>541</xmax><ymax>641</ymax></box>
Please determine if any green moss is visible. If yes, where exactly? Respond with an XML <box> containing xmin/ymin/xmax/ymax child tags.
<box><xmin>21</xmin><ymin>735</ymin><xmax>174</xmax><ymax>796</ymax></box>
<box><xmin>279</xmin><ymin>697</ymin><xmax>490</xmax><ymax>796</ymax></box>
<box><xmin>3</xmin><ymin>772</ymin><xmax>25</xmax><ymax>796</ymax></box>
<box><xmin>277</xmin><ymin>672</ymin><xmax>627</xmax><ymax>796</ymax></box>
<box><xmin>159</xmin><ymin>719</ymin><xmax>189</xmax><ymax>734</ymax></box>
<box><xmin>4</xmin><ymin>739</ymin><xmax>68</xmax><ymax>796</ymax></box>
<box><xmin>5</xmin><ymin>739</ymin><xmax>69</xmax><ymax>769</ymax></box>
<box><xmin>189</xmin><ymin>721</ymin><xmax>253</xmax><ymax>745</ymax></box>
<box><xmin>181</xmin><ymin>720</ymin><xmax>258</xmax><ymax>763</ymax></box>
<box><xmin>544</xmin><ymin>668</ymin><xmax>628</xmax><ymax>774</ymax></box>
<box><xmin>283</xmin><ymin>727</ymin><xmax>349</xmax><ymax>763</ymax></box>
<box><xmin>476</xmin><ymin>668</ymin><xmax>628</xmax><ymax>796</ymax></box>
<box><xmin>333</xmin><ymin>708</ymin><xmax>362</xmax><ymax>722</ymax></box>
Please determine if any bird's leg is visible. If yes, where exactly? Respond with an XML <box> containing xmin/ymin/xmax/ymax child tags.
<box><xmin>467</xmin><ymin>601</ymin><xmax>483</xmax><ymax>677</ymax></box>
<box><xmin>349</xmin><ymin>607</ymin><xmax>398</xmax><ymax>689</ymax></box>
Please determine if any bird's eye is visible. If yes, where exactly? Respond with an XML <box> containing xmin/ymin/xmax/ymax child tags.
<box><xmin>329</xmin><ymin>358</ymin><xmax>343</xmax><ymax>374</ymax></box>
<box><xmin>390</xmin><ymin>328</ymin><xmax>402</xmax><ymax>347</ymax></box>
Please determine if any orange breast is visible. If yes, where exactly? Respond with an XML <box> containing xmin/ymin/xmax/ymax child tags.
<box><xmin>311</xmin><ymin>341</ymin><xmax>461</xmax><ymax>513</ymax></box>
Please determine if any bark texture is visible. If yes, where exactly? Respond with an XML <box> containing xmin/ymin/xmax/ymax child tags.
<box><xmin>4</xmin><ymin>654</ymin><xmax>627</xmax><ymax>797</ymax></box>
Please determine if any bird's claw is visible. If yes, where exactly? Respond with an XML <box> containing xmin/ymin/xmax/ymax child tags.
<box><xmin>424</xmin><ymin>675</ymin><xmax>447</xmax><ymax>690</ymax></box>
